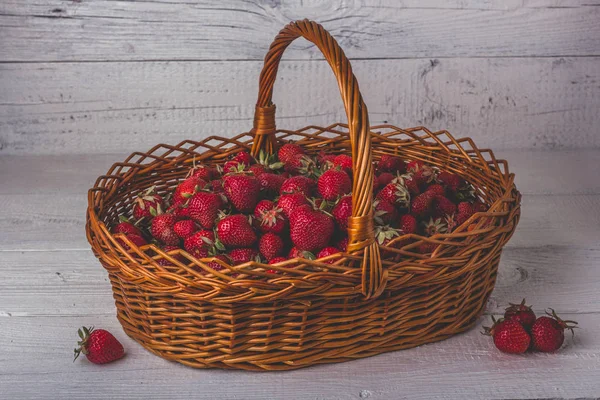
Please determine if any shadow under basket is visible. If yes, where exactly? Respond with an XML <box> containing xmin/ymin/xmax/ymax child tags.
<box><xmin>86</xmin><ymin>20</ymin><xmax>521</xmax><ymax>371</ymax></box>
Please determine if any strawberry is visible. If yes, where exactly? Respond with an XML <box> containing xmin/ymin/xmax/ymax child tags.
<box><xmin>255</xmin><ymin>201</ymin><xmax>287</xmax><ymax>234</ymax></box>
<box><xmin>289</xmin><ymin>206</ymin><xmax>335</xmax><ymax>252</ymax></box>
<box><xmin>173</xmin><ymin>176</ymin><xmax>206</xmax><ymax>204</ymax></box>
<box><xmin>206</xmin><ymin>254</ymin><xmax>230</xmax><ymax>272</ymax></box>
<box><xmin>422</xmin><ymin>217</ymin><xmax>448</xmax><ymax>236</ymax></box>
<box><xmin>151</xmin><ymin>214</ymin><xmax>179</xmax><ymax>245</ymax></box>
<box><xmin>258</xmin><ymin>173</ymin><xmax>286</xmax><ymax>195</ymax></box>
<box><xmin>437</xmin><ymin>171</ymin><xmax>463</xmax><ymax>192</ymax></box>
<box><xmin>432</xmin><ymin>195</ymin><xmax>457</xmax><ymax>218</ymax></box>
<box><xmin>277</xmin><ymin>192</ymin><xmax>309</xmax><ymax>218</ymax></box>
<box><xmin>188</xmin><ymin>164</ymin><xmax>215</xmax><ymax>181</ymax></box>
<box><xmin>249</xmin><ymin>164</ymin><xmax>268</xmax><ymax>177</ymax></box>
<box><xmin>188</xmin><ymin>191</ymin><xmax>225</xmax><ymax>229</ymax></box>
<box><xmin>223</xmin><ymin>173</ymin><xmax>260</xmax><ymax>213</ymax></box>
<box><xmin>456</xmin><ymin>201</ymin><xmax>475</xmax><ymax>225</ymax></box>
<box><xmin>373</xmin><ymin>199</ymin><xmax>398</xmax><ymax>226</ymax></box>
<box><xmin>377</xmin><ymin>155</ymin><xmax>405</xmax><ymax>174</ymax></box>
<box><xmin>168</xmin><ymin>202</ymin><xmax>191</xmax><ymax>218</ymax></box>
<box><xmin>473</xmin><ymin>200</ymin><xmax>487</xmax><ymax>212</ymax></box>
<box><xmin>183</xmin><ymin>229</ymin><xmax>215</xmax><ymax>254</ymax></box>
<box><xmin>132</xmin><ymin>187</ymin><xmax>164</xmax><ymax>220</ymax></box>
<box><xmin>74</xmin><ymin>326</ymin><xmax>124</xmax><ymax>364</ymax></box>
<box><xmin>210</xmin><ymin>179</ymin><xmax>224</xmax><ymax>193</ymax></box>
<box><xmin>336</xmin><ymin>236</ymin><xmax>348</xmax><ymax>252</ymax></box>
<box><xmin>280</xmin><ymin>175</ymin><xmax>315</xmax><ymax>197</ymax></box>
<box><xmin>288</xmin><ymin>247</ymin><xmax>315</xmax><ymax>260</ymax></box>
<box><xmin>317</xmin><ymin>151</ymin><xmax>337</xmax><ymax>167</ymax></box>
<box><xmin>406</xmin><ymin>160</ymin><xmax>425</xmax><ymax>173</ymax></box>
<box><xmin>504</xmin><ymin>299</ymin><xmax>537</xmax><ymax>331</ymax></box>
<box><xmin>531</xmin><ymin>309</ymin><xmax>578</xmax><ymax>352</ymax></box>
<box><xmin>332</xmin><ymin>195</ymin><xmax>352</xmax><ymax>230</ymax></box>
<box><xmin>173</xmin><ymin>219</ymin><xmax>197</xmax><ymax>239</ymax></box>
<box><xmin>317</xmin><ymin>247</ymin><xmax>340</xmax><ymax>264</ymax></box>
<box><xmin>376</xmin><ymin>172</ymin><xmax>395</xmax><ymax>189</ymax></box>
<box><xmin>317</xmin><ymin>169</ymin><xmax>351</xmax><ymax>200</ymax></box>
<box><xmin>411</xmin><ymin>191</ymin><xmax>435</xmax><ymax>217</ymax></box>
<box><xmin>228</xmin><ymin>248</ymin><xmax>259</xmax><ymax>265</ymax></box>
<box><xmin>374</xmin><ymin>225</ymin><xmax>400</xmax><ymax>247</ymax></box>
<box><xmin>259</xmin><ymin>233</ymin><xmax>285</xmax><ymax>261</ymax></box>
<box><xmin>377</xmin><ymin>182</ymin><xmax>410</xmax><ymax>209</ymax></box>
<box><xmin>333</xmin><ymin>154</ymin><xmax>353</xmax><ymax>174</ymax></box>
<box><xmin>278</xmin><ymin>143</ymin><xmax>305</xmax><ymax>164</ymax></box>
<box><xmin>397</xmin><ymin>174</ymin><xmax>420</xmax><ymax>196</ymax></box>
<box><xmin>399</xmin><ymin>214</ymin><xmax>418</xmax><ymax>234</ymax></box>
<box><xmin>116</xmin><ymin>234</ymin><xmax>148</xmax><ymax>251</ymax></box>
<box><xmin>284</xmin><ymin>154</ymin><xmax>318</xmax><ymax>176</ymax></box>
<box><xmin>223</xmin><ymin>160</ymin><xmax>244</xmax><ymax>173</ymax></box>
<box><xmin>232</xmin><ymin>151</ymin><xmax>253</xmax><ymax>166</ymax></box>
<box><xmin>268</xmin><ymin>256</ymin><xmax>287</xmax><ymax>264</ymax></box>
<box><xmin>216</xmin><ymin>214</ymin><xmax>257</xmax><ymax>248</ymax></box>
<box><xmin>426</xmin><ymin>184</ymin><xmax>446</xmax><ymax>197</ymax></box>
<box><xmin>483</xmin><ymin>317</ymin><xmax>531</xmax><ymax>354</ymax></box>
<box><xmin>412</xmin><ymin>165</ymin><xmax>436</xmax><ymax>189</ymax></box>
<box><xmin>113</xmin><ymin>216</ymin><xmax>143</xmax><ymax>237</ymax></box>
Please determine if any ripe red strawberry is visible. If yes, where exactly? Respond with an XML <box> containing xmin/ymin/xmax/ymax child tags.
<box><xmin>277</xmin><ymin>192</ymin><xmax>309</xmax><ymax>218</ymax></box>
<box><xmin>456</xmin><ymin>201</ymin><xmax>475</xmax><ymax>225</ymax></box>
<box><xmin>377</xmin><ymin>182</ymin><xmax>410</xmax><ymax>209</ymax></box>
<box><xmin>232</xmin><ymin>151</ymin><xmax>253</xmax><ymax>166</ymax></box>
<box><xmin>258</xmin><ymin>173</ymin><xmax>286</xmax><ymax>195</ymax></box>
<box><xmin>373</xmin><ymin>199</ymin><xmax>398</xmax><ymax>226</ymax></box>
<box><xmin>278</xmin><ymin>143</ymin><xmax>305</xmax><ymax>164</ymax></box>
<box><xmin>374</xmin><ymin>225</ymin><xmax>400</xmax><ymax>247</ymax></box>
<box><xmin>183</xmin><ymin>229</ymin><xmax>215</xmax><ymax>254</ymax></box>
<box><xmin>210</xmin><ymin>179</ymin><xmax>224</xmax><ymax>193</ymax></box>
<box><xmin>422</xmin><ymin>217</ymin><xmax>448</xmax><ymax>236</ymax></box>
<box><xmin>249</xmin><ymin>164</ymin><xmax>268</xmax><ymax>177</ymax></box>
<box><xmin>228</xmin><ymin>248</ymin><xmax>259</xmax><ymax>265</ymax></box>
<box><xmin>189</xmin><ymin>165</ymin><xmax>215</xmax><ymax>181</ymax></box>
<box><xmin>132</xmin><ymin>187</ymin><xmax>164</xmax><ymax>220</ymax></box>
<box><xmin>317</xmin><ymin>151</ymin><xmax>337</xmax><ymax>166</ymax></box>
<box><xmin>255</xmin><ymin>201</ymin><xmax>287</xmax><ymax>234</ymax></box>
<box><xmin>167</xmin><ymin>202</ymin><xmax>191</xmax><ymax>218</ymax></box>
<box><xmin>113</xmin><ymin>216</ymin><xmax>143</xmax><ymax>237</ymax></box>
<box><xmin>504</xmin><ymin>299</ymin><xmax>537</xmax><ymax>331</ymax></box>
<box><xmin>412</xmin><ymin>165</ymin><xmax>436</xmax><ymax>188</ymax></box>
<box><xmin>173</xmin><ymin>219</ymin><xmax>197</xmax><ymax>239</ymax></box>
<box><xmin>280</xmin><ymin>175</ymin><xmax>315</xmax><ymax>197</ymax></box>
<box><xmin>332</xmin><ymin>195</ymin><xmax>352</xmax><ymax>230</ymax></box>
<box><xmin>317</xmin><ymin>169</ymin><xmax>351</xmax><ymax>200</ymax></box>
<box><xmin>483</xmin><ymin>317</ymin><xmax>531</xmax><ymax>354</ymax></box>
<box><xmin>116</xmin><ymin>234</ymin><xmax>148</xmax><ymax>251</ymax></box>
<box><xmin>377</xmin><ymin>155</ymin><xmax>405</xmax><ymax>174</ymax></box>
<box><xmin>259</xmin><ymin>233</ymin><xmax>285</xmax><ymax>261</ymax></box>
<box><xmin>437</xmin><ymin>171</ymin><xmax>463</xmax><ymax>192</ymax></box>
<box><xmin>377</xmin><ymin>172</ymin><xmax>395</xmax><ymax>189</ymax></box>
<box><xmin>284</xmin><ymin>154</ymin><xmax>318</xmax><ymax>176</ymax></box>
<box><xmin>333</xmin><ymin>154</ymin><xmax>353</xmax><ymax>173</ymax></box>
<box><xmin>317</xmin><ymin>247</ymin><xmax>340</xmax><ymax>264</ymax></box>
<box><xmin>188</xmin><ymin>191</ymin><xmax>225</xmax><ymax>229</ymax></box>
<box><xmin>336</xmin><ymin>236</ymin><xmax>348</xmax><ymax>251</ymax></box>
<box><xmin>223</xmin><ymin>173</ymin><xmax>260</xmax><ymax>213</ymax></box>
<box><xmin>288</xmin><ymin>247</ymin><xmax>315</xmax><ymax>260</ymax></box>
<box><xmin>531</xmin><ymin>309</ymin><xmax>578</xmax><ymax>352</ymax></box>
<box><xmin>151</xmin><ymin>214</ymin><xmax>179</xmax><ymax>245</ymax></box>
<box><xmin>217</xmin><ymin>214</ymin><xmax>257</xmax><ymax>248</ymax></box>
<box><xmin>417</xmin><ymin>242</ymin><xmax>438</xmax><ymax>254</ymax></box>
<box><xmin>74</xmin><ymin>326</ymin><xmax>124</xmax><ymax>364</ymax></box>
<box><xmin>399</xmin><ymin>214</ymin><xmax>418</xmax><ymax>234</ymax></box>
<box><xmin>411</xmin><ymin>191</ymin><xmax>435</xmax><ymax>217</ymax></box>
<box><xmin>223</xmin><ymin>160</ymin><xmax>244</xmax><ymax>173</ymax></box>
<box><xmin>290</xmin><ymin>206</ymin><xmax>335</xmax><ymax>252</ymax></box>
<box><xmin>426</xmin><ymin>184</ymin><xmax>446</xmax><ymax>197</ymax></box>
<box><xmin>173</xmin><ymin>176</ymin><xmax>206</xmax><ymax>204</ymax></box>
<box><xmin>432</xmin><ymin>195</ymin><xmax>457</xmax><ymax>218</ymax></box>
<box><xmin>406</xmin><ymin>160</ymin><xmax>425</xmax><ymax>173</ymax></box>
<box><xmin>397</xmin><ymin>174</ymin><xmax>420</xmax><ymax>196</ymax></box>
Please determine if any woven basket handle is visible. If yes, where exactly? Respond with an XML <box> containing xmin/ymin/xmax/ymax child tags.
<box><xmin>251</xmin><ymin>19</ymin><xmax>386</xmax><ymax>299</ymax></box>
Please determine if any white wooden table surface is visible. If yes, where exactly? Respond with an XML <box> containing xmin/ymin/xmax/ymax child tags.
<box><xmin>1</xmin><ymin>149</ymin><xmax>599</xmax><ymax>399</ymax></box>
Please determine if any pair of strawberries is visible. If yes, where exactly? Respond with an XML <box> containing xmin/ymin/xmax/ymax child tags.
<box><xmin>483</xmin><ymin>299</ymin><xmax>578</xmax><ymax>354</ymax></box>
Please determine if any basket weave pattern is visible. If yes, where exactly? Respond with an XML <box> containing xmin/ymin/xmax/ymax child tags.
<box><xmin>86</xmin><ymin>20</ymin><xmax>520</xmax><ymax>371</ymax></box>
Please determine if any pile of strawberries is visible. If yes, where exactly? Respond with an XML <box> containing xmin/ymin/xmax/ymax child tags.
<box><xmin>112</xmin><ymin>143</ymin><xmax>486</xmax><ymax>271</ymax></box>
<box><xmin>483</xmin><ymin>300</ymin><xmax>578</xmax><ymax>354</ymax></box>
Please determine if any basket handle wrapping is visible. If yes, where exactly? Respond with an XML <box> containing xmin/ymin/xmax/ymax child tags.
<box><xmin>250</xmin><ymin>20</ymin><xmax>385</xmax><ymax>299</ymax></box>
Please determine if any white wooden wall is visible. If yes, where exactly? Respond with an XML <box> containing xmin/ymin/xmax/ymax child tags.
<box><xmin>1</xmin><ymin>0</ymin><xmax>599</xmax><ymax>155</ymax></box>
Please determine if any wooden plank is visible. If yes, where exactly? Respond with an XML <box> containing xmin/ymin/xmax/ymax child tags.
<box><xmin>0</xmin><ymin>313</ymin><xmax>598</xmax><ymax>399</ymax></box>
<box><xmin>1</xmin><ymin>191</ymin><xmax>598</xmax><ymax>251</ymax></box>
<box><xmin>2</xmin><ymin>246</ymin><xmax>599</xmax><ymax>317</ymax></box>
<box><xmin>2</xmin><ymin>150</ymin><xmax>599</xmax><ymax>196</ymax></box>
<box><xmin>1</xmin><ymin>0</ymin><xmax>599</xmax><ymax>62</ymax></box>
<box><xmin>2</xmin><ymin>57</ymin><xmax>600</xmax><ymax>155</ymax></box>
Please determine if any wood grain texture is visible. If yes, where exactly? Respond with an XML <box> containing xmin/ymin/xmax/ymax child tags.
<box><xmin>1</xmin><ymin>313</ymin><xmax>598</xmax><ymax>399</ymax></box>
<box><xmin>1</xmin><ymin>0</ymin><xmax>600</xmax><ymax>62</ymax></box>
<box><xmin>2</xmin><ymin>57</ymin><xmax>599</xmax><ymax>154</ymax></box>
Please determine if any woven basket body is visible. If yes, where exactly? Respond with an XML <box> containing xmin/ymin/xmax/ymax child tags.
<box><xmin>86</xmin><ymin>20</ymin><xmax>521</xmax><ymax>371</ymax></box>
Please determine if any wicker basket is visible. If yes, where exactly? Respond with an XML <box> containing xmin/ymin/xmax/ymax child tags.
<box><xmin>86</xmin><ymin>20</ymin><xmax>521</xmax><ymax>371</ymax></box>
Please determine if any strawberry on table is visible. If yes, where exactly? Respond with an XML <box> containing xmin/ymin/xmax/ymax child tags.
<box><xmin>531</xmin><ymin>309</ymin><xmax>578</xmax><ymax>352</ymax></box>
<box><xmin>482</xmin><ymin>317</ymin><xmax>531</xmax><ymax>354</ymax></box>
<box><xmin>74</xmin><ymin>326</ymin><xmax>124</xmax><ymax>365</ymax></box>
<box><xmin>504</xmin><ymin>299</ymin><xmax>537</xmax><ymax>331</ymax></box>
